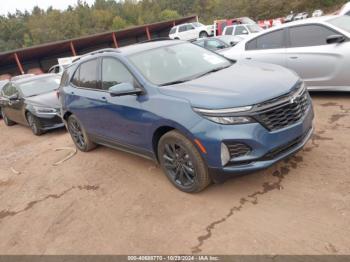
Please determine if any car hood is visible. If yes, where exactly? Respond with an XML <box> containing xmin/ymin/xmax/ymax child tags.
<box><xmin>158</xmin><ymin>61</ymin><xmax>299</xmax><ymax>109</ymax></box>
<box><xmin>25</xmin><ymin>91</ymin><xmax>60</xmax><ymax>108</ymax></box>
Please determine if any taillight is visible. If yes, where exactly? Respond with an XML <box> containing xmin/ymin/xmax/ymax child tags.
<box><xmin>56</xmin><ymin>90</ymin><xmax>60</xmax><ymax>99</ymax></box>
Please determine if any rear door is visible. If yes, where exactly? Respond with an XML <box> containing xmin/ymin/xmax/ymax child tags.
<box><xmin>286</xmin><ymin>24</ymin><xmax>347</xmax><ymax>89</ymax></box>
<box><xmin>243</xmin><ymin>29</ymin><xmax>287</xmax><ymax>67</ymax></box>
<box><xmin>67</xmin><ymin>58</ymin><xmax>106</xmax><ymax>136</ymax></box>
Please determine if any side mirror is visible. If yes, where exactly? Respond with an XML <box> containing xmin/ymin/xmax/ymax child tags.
<box><xmin>327</xmin><ymin>35</ymin><xmax>345</xmax><ymax>44</ymax></box>
<box><xmin>230</xmin><ymin>41</ymin><xmax>237</xmax><ymax>46</ymax></box>
<box><xmin>8</xmin><ymin>93</ymin><xmax>19</xmax><ymax>101</ymax></box>
<box><xmin>109</xmin><ymin>82</ymin><xmax>143</xmax><ymax>97</ymax></box>
<box><xmin>242</xmin><ymin>30</ymin><xmax>249</xmax><ymax>35</ymax></box>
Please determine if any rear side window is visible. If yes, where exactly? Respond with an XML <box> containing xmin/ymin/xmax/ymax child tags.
<box><xmin>289</xmin><ymin>25</ymin><xmax>337</xmax><ymax>47</ymax></box>
<box><xmin>256</xmin><ymin>29</ymin><xmax>285</xmax><ymax>50</ymax></box>
<box><xmin>72</xmin><ymin>59</ymin><xmax>98</xmax><ymax>89</ymax></box>
<box><xmin>102</xmin><ymin>58</ymin><xmax>134</xmax><ymax>90</ymax></box>
<box><xmin>224</xmin><ymin>27</ymin><xmax>234</xmax><ymax>35</ymax></box>
<box><xmin>179</xmin><ymin>25</ymin><xmax>187</xmax><ymax>32</ymax></box>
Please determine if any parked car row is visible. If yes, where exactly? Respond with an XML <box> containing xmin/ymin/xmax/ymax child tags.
<box><xmin>221</xmin><ymin>15</ymin><xmax>350</xmax><ymax>92</ymax></box>
<box><xmin>10</xmin><ymin>16</ymin><xmax>350</xmax><ymax>192</ymax></box>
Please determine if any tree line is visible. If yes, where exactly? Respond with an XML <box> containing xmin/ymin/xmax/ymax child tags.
<box><xmin>0</xmin><ymin>0</ymin><xmax>347</xmax><ymax>52</ymax></box>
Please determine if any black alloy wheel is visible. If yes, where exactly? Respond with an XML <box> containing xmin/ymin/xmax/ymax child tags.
<box><xmin>158</xmin><ymin>130</ymin><xmax>211</xmax><ymax>193</ymax></box>
<box><xmin>67</xmin><ymin>115</ymin><xmax>96</xmax><ymax>152</ymax></box>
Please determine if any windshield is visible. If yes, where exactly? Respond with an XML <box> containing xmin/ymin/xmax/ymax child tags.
<box><xmin>246</xmin><ymin>24</ymin><xmax>263</xmax><ymax>33</ymax></box>
<box><xmin>328</xmin><ymin>16</ymin><xmax>350</xmax><ymax>33</ymax></box>
<box><xmin>18</xmin><ymin>76</ymin><xmax>61</xmax><ymax>97</ymax></box>
<box><xmin>192</xmin><ymin>22</ymin><xmax>205</xmax><ymax>28</ymax></box>
<box><xmin>128</xmin><ymin>43</ymin><xmax>231</xmax><ymax>86</ymax></box>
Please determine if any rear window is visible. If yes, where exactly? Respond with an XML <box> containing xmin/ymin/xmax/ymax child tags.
<box><xmin>169</xmin><ymin>27</ymin><xmax>176</xmax><ymax>34</ymax></box>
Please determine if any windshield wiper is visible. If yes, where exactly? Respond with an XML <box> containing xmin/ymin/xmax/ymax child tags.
<box><xmin>160</xmin><ymin>79</ymin><xmax>191</xmax><ymax>86</ymax></box>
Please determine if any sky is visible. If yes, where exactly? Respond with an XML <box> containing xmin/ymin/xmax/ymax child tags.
<box><xmin>0</xmin><ymin>0</ymin><xmax>96</xmax><ymax>15</ymax></box>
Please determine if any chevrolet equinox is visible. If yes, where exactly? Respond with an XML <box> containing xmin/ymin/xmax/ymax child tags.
<box><xmin>59</xmin><ymin>40</ymin><xmax>314</xmax><ymax>193</ymax></box>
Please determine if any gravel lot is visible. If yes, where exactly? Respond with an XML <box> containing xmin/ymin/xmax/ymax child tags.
<box><xmin>0</xmin><ymin>93</ymin><xmax>349</xmax><ymax>255</ymax></box>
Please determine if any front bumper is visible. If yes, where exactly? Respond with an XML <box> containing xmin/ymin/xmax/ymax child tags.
<box><xmin>209</xmin><ymin>126</ymin><xmax>313</xmax><ymax>183</ymax></box>
<box><xmin>36</xmin><ymin>114</ymin><xmax>64</xmax><ymax>131</ymax></box>
<box><xmin>191</xmin><ymin>103</ymin><xmax>314</xmax><ymax>183</ymax></box>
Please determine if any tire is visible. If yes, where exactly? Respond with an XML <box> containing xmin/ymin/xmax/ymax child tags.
<box><xmin>2</xmin><ymin>110</ymin><xmax>16</xmax><ymax>126</ymax></box>
<box><xmin>67</xmin><ymin>115</ymin><xmax>96</xmax><ymax>152</ymax></box>
<box><xmin>199</xmin><ymin>31</ymin><xmax>208</xmax><ymax>38</ymax></box>
<box><xmin>158</xmin><ymin>130</ymin><xmax>211</xmax><ymax>193</ymax></box>
<box><xmin>26</xmin><ymin>112</ymin><xmax>44</xmax><ymax>136</ymax></box>
<box><xmin>0</xmin><ymin>107</ymin><xmax>2</xmax><ymax>119</ymax></box>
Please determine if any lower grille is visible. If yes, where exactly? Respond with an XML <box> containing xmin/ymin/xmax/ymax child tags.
<box><xmin>254</xmin><ymin>90</ymin><xmax>310</xmax><ymax>131</ymax></box>
<box><xmin>262</xmin><ymin>128</ymin><xmax>311</xmax><ymax>160</ymax></box>
<box><xmin>226</xmin><ymin>143</ymin><xmax>251</xmax><ymax>159</ymax></box>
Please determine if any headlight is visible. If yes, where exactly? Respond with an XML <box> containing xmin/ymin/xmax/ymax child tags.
<box><xmin>205</xmin><ymin>116</ymin><xmax>253</xmax><ymax>125</ymax></box>
<box><xmin>193</xmin><ymin>106</ymin><xmax>254</xmax><ymax>125</ymax></box>
<box><xmin>32</xmin><ymin>106</ymin><xmax>57</xmax><ymax>114</ymax></box>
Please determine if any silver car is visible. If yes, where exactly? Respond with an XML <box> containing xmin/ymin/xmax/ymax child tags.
<box><xmin>222</xmin><ymin>16</ymin><xmax>350</xmax><ymax>91</ymax></box>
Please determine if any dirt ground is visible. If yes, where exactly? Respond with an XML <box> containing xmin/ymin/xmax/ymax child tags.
<box><xmin>0</xmin><ymin>93</ymin><xmax>349</xmax><ymax>255</ymax></box>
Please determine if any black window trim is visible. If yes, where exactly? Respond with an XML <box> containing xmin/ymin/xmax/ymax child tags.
<box><xmin>245</xmin><ymin>28</ymin><xmax>287</xmax><ymax>51</ymax></box>
<box><xmin>70</xmin><ymin>57</ymin><xmax>101</xmax><ymax>92</ymax></box>
<box><xmin>100</xmin><ymin>54</ymin><xmax>145</xmax><ymax>93</ymax></box>
<box><xmin>285</xmin><ymin>23</ymin><xmax>347</xmax><ymax>48</ymax></box>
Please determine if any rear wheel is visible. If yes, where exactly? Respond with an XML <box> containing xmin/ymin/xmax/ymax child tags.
<box><xmin>26</xmin><ymin>112</ymin><xmax>44</xmax><ymax>136</ymax></box>
<box><xmin>199</xmin><ymin>31</ymin><xmax>208</xmax><ymax>38</ymax></box>
<box><xmin>2</xmin><ymin>111</ymin><xmax>16</xmax><ymax>126</ymax></box>
<box><xmin>158</xmin><ymin>131</ymin><xmax>211</xmax><ymax>193</ymax></box>
<box><xmin>67</xmin><ymin>115</ymin><xmax>96</xmax><ymax>152</ymax></box>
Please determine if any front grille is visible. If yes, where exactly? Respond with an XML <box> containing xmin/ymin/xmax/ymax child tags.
<box><xmin>254</xmin><ymin>90</ymin><xmax>309</xmax><ymax>131</ymax></box>
<box><xmin>226</xmin><ymin>143</ymin><xmax>251</xmax><ymax>159</ymax></box>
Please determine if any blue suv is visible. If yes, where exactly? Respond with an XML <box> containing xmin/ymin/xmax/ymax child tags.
<box><xmin>59</xmin><ymin>40</ymin><xmax>314</xmax><ymax>193</ymax></box>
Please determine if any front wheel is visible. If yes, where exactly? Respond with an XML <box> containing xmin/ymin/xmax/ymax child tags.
<box><xmin>158</xmin><ymin>131</ymin><xmax>211</xmax><ymax>193</ymax></box>
<box><xmin>67</xmin><ymin>115</ymin><xmax>96</xmax><ymax>152</ymax></box>
<box><xmin>27</xmin><ymin>112</ymin><xmax>44</xmax><ymax>136</ymax></box>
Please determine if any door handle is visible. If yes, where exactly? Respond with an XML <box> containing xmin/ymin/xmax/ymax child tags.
<box><xmin>101</xmin><ymin>96</ymin><xmax>107</xmax><ymax>100</ymax></box>
<box><xmin>245</xmin><ymin>57</ymin><xmax>252</xmax><ymax>60</ymax></box>
<box><xmin>70</xmin><ymin>91</ymin><xmax>75</xmax><ymax>95</ymax></box>
<box><xmin>289</xmin><ymin>56</ymin><xmax>298</xmax><ymax>59</ymax></box>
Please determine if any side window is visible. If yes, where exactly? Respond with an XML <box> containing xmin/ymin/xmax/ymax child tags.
<box><xmin>246</xmin><ymin>39</ymin><xmax>257</xmax><ymax>50</ymax></box>
<box><xmin>102</xmin><ymin>58</ymin><xmax>134</xmax><ymax>90</ymax></box>
<box><xmin>289</xmin><ymin>25</ymin><xmax>337</xmax><ymax>47</ymax></box>
<box><xmin>187</xmin><ymin>24</ymin><xmax>195</xmax><ymax>30</ymax></box>
<box><xmin>235</xmin><ymin>25</ymin><xmax>248</xmax><ymax>35</ymax></box>
<box><xmin>346</xmin><ymin>11</ymin><xmax>350</xmax><ymax>15</ymax></box>
<box><xmin>256</xmin><ymin>29</ymin><xmax>285</xmax><ymax>50</ymax></box>
<box><xmin>224</xmin><ymin>27</ymin><xmax>234</xmax><ymax>35</ymax></box>
<box><xmin>72</xmin><ymin>59</ymin><xmax>98</xmax><ymax>89</ymax></box>
<box><xmin>179</xmin><ymin>25</ymin><xmax>187</xmax><ymax>32</ymax></box>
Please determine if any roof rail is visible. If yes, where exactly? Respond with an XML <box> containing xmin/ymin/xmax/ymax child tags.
<box><xmin>72</xmin><ymin>48</ymin><xmax>120</xmax><ymax>63</ymax></box>
<box><xmin>139</xmin><ymin>37</ymin><xmax>176</xmax><ymax>44</ymax></box>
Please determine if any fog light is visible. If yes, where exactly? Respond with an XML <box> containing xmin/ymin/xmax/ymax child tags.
<box><xmin>221</xmin><ymin>143</ymin><xmax>230</xmax><ymax>166</ymax></box>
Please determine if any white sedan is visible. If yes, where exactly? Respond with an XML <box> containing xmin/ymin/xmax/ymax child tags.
<box><xmin>221</xmin><ymin>16</ymin><xmax>350</xmax><ymax>91</ymax></box>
